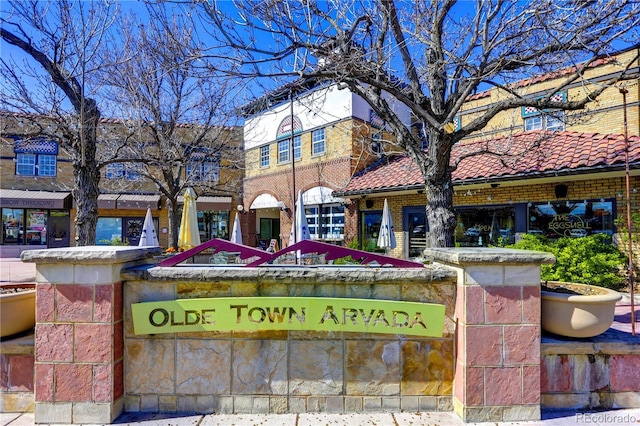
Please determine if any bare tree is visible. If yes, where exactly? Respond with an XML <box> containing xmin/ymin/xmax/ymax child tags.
<box><xmin>197</xmin><ymin>0</ymin><xmax>640</xmax><ymax>247</ymax></box>
<box><xmin>98</xmin><ymin>7</ymin><xmax>244</xmax><ymax>249</ymax></box>
<box><xmin>1</xmin><ymin>0</ymin><xmax>118</xmax><ymax>245</ymax></box>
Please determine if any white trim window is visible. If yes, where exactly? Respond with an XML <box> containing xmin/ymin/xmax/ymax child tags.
<box><xmin>260</xmin><ymin>145</ymin><xmax>270</xmax><ymax>168</ymax></box>
<box><xmin>16</xmin><ymin>153</ymin><xmax>57</xmax><ymax>176</ymax></box>
<box><xmin>187</xmin><ymin>157</ymin><xmax>220</xmax><ymax>182</ymax></box>
<box><xmin>14</xmin><ymin>138</ymin><xmax>58</xmax><ymax>177</ymax></box>
<box><xmin>522</xmin><ymin>92</ymin><xmax>566</xmax><ymax>131</ymax></box>
<box><xmin>106</xmin><ymin>163</ymin><xmax>142</xmax><ymax>181</ymax></box>
<box><xmin>305</xmin><ymin>204</ymin><xmax>345</xmax><ymax>240</ymax></box>
<box><xmin>278</xmin><ymin>135</ymin><xmax>301</xmax><ymax>163</ymax></box>
<box><xmin>278</xmin><ymin>139</ymin><xmax>290</xmax><ymax>163</ymax></box>
<box><xmin>312</xmin><ymin>128</ymin><xmax>325</xmax><ymax>155</ymax></box>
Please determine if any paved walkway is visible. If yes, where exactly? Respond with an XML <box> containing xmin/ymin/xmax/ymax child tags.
<box><xmin>3</xmin><ymin>409</ymin><xmax>640</xmax><ymax>426</ymax></box>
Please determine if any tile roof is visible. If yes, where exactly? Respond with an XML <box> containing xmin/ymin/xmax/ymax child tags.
<box><xmin>339</xmin><ymin>131</ymin><xmax>640</xmax><ymax>195</ymax></box>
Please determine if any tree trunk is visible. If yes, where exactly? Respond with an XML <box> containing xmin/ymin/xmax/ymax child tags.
<box><xmin>166</xmin><ymin>198</ymin><xmax>180</xmax><ymax>249</ymax></box>
<box><xmin>72</xmin><ymin>107</ymin><xmax>100</xmax><ymax>246</ymax></box>
<box><xmin>425</xmin><ymin>176</ymin><xmax>456</xmax><ymax>248</ymax></box>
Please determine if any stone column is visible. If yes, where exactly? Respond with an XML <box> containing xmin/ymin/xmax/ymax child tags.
<box><xmin>22</xmin><ymin>246</ymin><xmax>160</xmax><ymax>424</ymax></box>
<box><xmin>424</xmin><ymin>247</ymin><xmax>554</xmax><ymax>423</ymax></box>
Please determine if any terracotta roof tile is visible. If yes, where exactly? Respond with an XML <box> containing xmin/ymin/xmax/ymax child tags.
<box><xmin>342</xmin><ymin>131</ymin><xmax>640</xmax><ymax>194</ymax></box>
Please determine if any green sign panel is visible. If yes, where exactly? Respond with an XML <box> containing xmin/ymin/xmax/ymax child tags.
<box><xmin>131</xmin><ymin>297</ymin><xmax>445</xmax><ymax>337</ymax></box>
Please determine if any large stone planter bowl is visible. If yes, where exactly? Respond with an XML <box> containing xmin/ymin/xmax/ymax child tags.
<box><xmin>0</xmin><ymin>283</ymin><xmax>36</xmax><ymax>338</ymax></box>
<box><xmin>541</xmin><ymin>281</ymin><xmax>622</xmax><ymax>338</ymax></box>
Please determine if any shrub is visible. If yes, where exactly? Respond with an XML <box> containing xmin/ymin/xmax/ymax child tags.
<box><xmin>508</xmin><ymin>234</ymin><xmax>627</xmax><ymax>289</ymax></box>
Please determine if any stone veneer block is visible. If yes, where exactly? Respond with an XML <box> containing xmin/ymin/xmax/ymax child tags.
<box><xmin>75</xmin><ymin>324</ymin><xmax>113</xmax><ymax>362</ymax></box>
<box><xmin>503</xmin><ymin>325</ymin><xmax>540</xmax><ymax>365</ymax></box>
<box><xmin>484</xmin><ymin>367</ymin><xmax>522</xmax><ymax>405</ymax></box>
<box><xmin>401</xmin><ymin>340</ymin><xmax>453</xmax><ymax>395</ymax></box>
<box><xmin>35</xmin><ymin>323</ymin><xmax>73</xmax><ymax>362</ymax></box>
<box><xmin>34</xmin><ymin>402</ymin><xmax>72</xmax><ymax>423</ymax></box>
<box><xmin>345</xmin><ymin>340</ymin><xmax>400</xmax><ymax>396</ymax></box>
<box><xmin>232</xmin><ymin>340</ymin><xmax>287</xmax><ymax>395</ymax></box>
<box><xmin>464</xmin><ymin>265</ymin><xmax>504</xmax><ymax>286</ymax></box>
<box><xmin>36</xmin><ymin>283</ymin><xmax>55</xmax><ymax>322</ymax></box>
<box><xmin>176</xmin><ymin>340</ymin><xmax>232</xmax><ymax>394</ymax></box>
<box><xmin>484</xmin><ymin>287</ymin><xmax>523</xmax><ymax>324</ymax></box>
<box><xmin>610</xmin><ymin>354</ymin><xmax>640</xmax><ymax>391</ymax></box>
<box><xmin>290</xmin><ymin>340</ymin><xmax>343</xmax><ymax>396</ymax></box>
<box><xmin>125</xmin><ymin>339</ymin><xmax>175</xmax><ymax>394</ymax></box>
<box><xmin>504</xmin><ymin>265</ymin><xmax>541</xmax><ymax>285</ymax></box>
<box><xmin>74</xmin><ymin>264</ymin><xmax>118</xmax><ymax>285</ymax></box>
<box><xmin>55</xmin><ymin>284</ymin><xmax>93</xmax><ymax>322</ymax></box>
<box><xmin>464</xmin><ymin>326</ymin><xmax>503</xmax><ymax>366</ymax></box>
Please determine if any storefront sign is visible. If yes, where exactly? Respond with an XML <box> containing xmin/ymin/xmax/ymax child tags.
<box><xmin>548</xmin><ymin>214</ymin><xmax>588</xmax><ymax>237</ymax></box>
<box><xmin>131</xmin><ymin>297</ymin><xmax>446</xmax><ymax>337</ymax></box>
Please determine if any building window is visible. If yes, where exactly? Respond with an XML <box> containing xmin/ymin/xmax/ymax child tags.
<box><xmin>455</xmin><ymin>206</ymin><xmax>516</xmax><ymax>247</ymax></box>
<box><xmin>16</xmin><ymin>153</ymin><xmax>57</xmax><ymax>176</ymax></box>
<box><xmin>293</xmin><ymin>135</ymin><xmax>301</xmax><ymax>160</ymax></box>
<box><xmin>305</xmin><ymin>204</ymin><xmax>345</xmax><ymax>240</ymax></box>
<box><xmin>312</xmin><ymin>128</ymin><xmax>326</xmax><ymax>155</ymax></box>
<box><xmin>371</xmin><ymin>131</ymin><xmax>382</xmax><ymax>155</ymax></box>
<box><xmin>13</xmin><ymin>137</ymin><xmax>58</xmax><ymax>177</ymax></box>
<box><xmin>524</xmin><ymin>111</ymin><xmax>565</xmax><ymax>131</ymax></box>
<box><xmin>187</xmin><ymin>157</ymin><xmax>220</xmax><ymax>182</ymax></box>
<box><xmin>278</xmin><ymin>140</ymin><xmax>290</xmax><ymax>163</ymax></box>
<box><xmin>106</xmin><ymin>163</ymin><xmax>142</xmax><ymax>180</ymax></box>
<box><xmin>527</xmin><ymin>199</ymin><xmax>614</xmax><ymax>239</ymax></box>
<box><xmin>260</xmin><ymin>145</ymin><xmax>270</xmax><ymax>168</ymax></box>
<box><xmin>522</xmin><ymin>92</ymin><xmax>566</xmax><ymax>132</ymax></box>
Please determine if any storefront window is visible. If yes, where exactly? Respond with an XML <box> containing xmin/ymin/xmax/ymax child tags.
<box><xmin>455</xmin><ymin>206</ymin><xmax>516</xmax><ymax>247</ymax></box>
<box><xmin>96</xmin><ymin>218</ymin><xmax>124</xmax><ymax>245</ymax></box>
<box><xmin>198</xmin><ymin>211</ymin><xmax>230</xmax><ymax>241</ymax></box>
<box><xmin>2</xmin><ymin>208</ymin><xmax>24</xmax><ymax>244</ymax></box>
<box><xmin>25</xmin><ymin>209</ymin><xmax>47</xmax><ymax>245</ymax></box>
<box><xmin>306</xmin><ymin>205</ymin><xmax>345</xmax><ymax>241</ymax></box>
<box><xmin>361</xmin><ymin>210</ymin><xmax>383</xmax><ymax>252</ymax></box>
<box><xmin>527</xmin><ymin>199</ymin><xmax>614</xmax><ymax>238</ymax></box>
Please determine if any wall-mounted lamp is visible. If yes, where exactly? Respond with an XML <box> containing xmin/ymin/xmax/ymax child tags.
<box><xmin>365</xmin><ymin>200</ymin><xmax>374</xmax><ymax>209</ymax></box>
<box><xmin>491</xmin><ymin>183</ymin><xmax>500</xmax><ymax>189</ymax></box>
<box><xmin>487</xmin><ymin>194</ymin><xmax>493</xmax><ymax>201</ymax></box>
<box><xmin>555</xmin><ymin>184</ymin><xmax>568</xmax><ymax>199</ymax></box>
<box><xmin>237</xmin><ymin>204</ymin><xmax>244</xmax><ymax>212</ymax></box>
<box><xmin>466</xmin><ymin>189</ymin><xmax>472</xmax><ymax>196</ymax></box>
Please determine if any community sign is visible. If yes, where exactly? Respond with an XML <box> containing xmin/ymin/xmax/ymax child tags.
<box><xmin>131</xmin><ymin>297</ymin><xmax>445</xmax><ymax>337</ymax></box>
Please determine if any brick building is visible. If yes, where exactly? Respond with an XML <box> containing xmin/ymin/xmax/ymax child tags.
<box><xmin>240</xmin><ymin>81</ymin><xmax>410</xmax><ymax>249</ymax></box>
<box><xmin>241</xmin><ymin>48</ymin><xmax>638</xmax><ymax>259</ymax></box>
<box><xmin>0</xmin><ymin>115</ymin><xmax>243</xmax><ymax>257</ymax></box>
<box><xmin>333</xmin><ymin>47</ymin><xmax>640</xmax><ymax>259</ymax></box>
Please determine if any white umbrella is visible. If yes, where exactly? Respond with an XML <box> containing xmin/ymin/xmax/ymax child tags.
<box><xmin>138</xmin><ymin>208</ymin><xmax>159</xmax><ymax>247</ymax></box>
<box><xmin>178</xmin><ymin>187</ymin><xmax>201</xmax><ymax>249</ymax></box>
<box><xmin>377</xmin><ymin>199</ymin><xmax>396</xmax><ymax>254</ymax></box>
<box><xmin>288</xmin><ymin>190</ymin><xmax>311</xmax><ymax>246</ymax></box>
<box><xmin>230</xmin><ymin>213</ymin><xmax>243</xmax><ymax>245</ymax></box>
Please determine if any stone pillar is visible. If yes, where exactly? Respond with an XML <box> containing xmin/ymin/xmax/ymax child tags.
<box><xmin>424</xmin><ymin>247</ymin><xmax>554</xmax><ymax>423</ymax></box>
<box><xmin>22</xmin><ymin>246</ymin><xmax>160</xmax><ymax>424</ymax></box>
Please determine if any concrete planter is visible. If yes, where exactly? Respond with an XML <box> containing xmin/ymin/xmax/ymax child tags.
<box><xmin>541</xmin><ymin>281</ymin><xmax>622</xmax><ymax>338</ymax></box>
<box><xmin>0</xmin><ymin>283</ymin><xmax>36</xmax><ymax>338</ymax></box>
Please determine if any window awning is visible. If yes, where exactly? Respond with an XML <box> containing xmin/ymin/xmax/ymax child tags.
<box><xmin>0</xmin><ymin>189</ymin><xmax>72</xmax><ymax>209</ymax></box>
<box><xmin>303</xmin><ymin>186</ymin><xmax>344</xmax><ymax>205</ymax></box>
<box><xmin>250</xmin><ymin>193</ymin><xmax>285</xmax><ymax>210</ymax></box>
<box><xmin>116</xmin><ymin>194</ymin><xmax>161</xmax><ymax>210</ymax></box>
<box><xmin>98</xmin><ymin>194</ymin><xmax>119</xmax><ymax>209</ymax></box>
<box><xmin>177</xmin><ymin>195</ymin><xmax>232</xmax><ymax>211</ymax></box>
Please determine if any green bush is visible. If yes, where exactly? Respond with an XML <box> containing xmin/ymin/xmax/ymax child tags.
<box><xmin>508</xmin><ymin>234</ymin><xmax>627</xmax><ymax>289</ymax></box>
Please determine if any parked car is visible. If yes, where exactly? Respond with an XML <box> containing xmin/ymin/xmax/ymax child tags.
<box><xmin>465</xmin><ymin>227</ymin><xmax>481</xmax><ymax>237</ymax></box>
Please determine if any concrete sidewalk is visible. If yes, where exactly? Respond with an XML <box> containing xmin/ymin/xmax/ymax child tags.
<box><xmin>3</xmin><ymin>409</ymin><xmax>640</xmax><ymax>426</ymax></box>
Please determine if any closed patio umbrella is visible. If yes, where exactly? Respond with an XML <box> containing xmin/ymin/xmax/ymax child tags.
<box><xmin>288</xmin><ymin>190</ymin><xmax>311</xmax><ymax>246</ymax></box>
<box><xmin>138</xmin><ymin>208</ymin><xmax>159</xmax><ymax>247</ymax></box>
<box><xmin>377</xmin><ymin>199</ymin><xmax>396</xmax><ymax>254</ymax></box>
<box><xmin>178</xmin><ymin>187</ymin><xmax>201</xmax><ymax>249</ymax></box>
<box><xmin>230</xmin><ymin>213</ymin><xmax>243</xmax><ymax>245</ymax></box>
